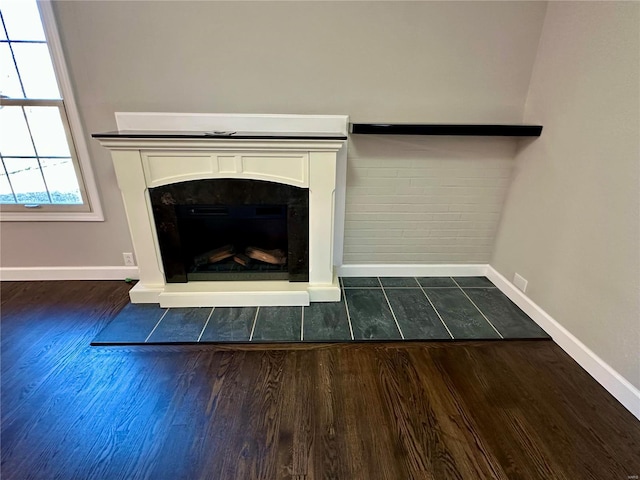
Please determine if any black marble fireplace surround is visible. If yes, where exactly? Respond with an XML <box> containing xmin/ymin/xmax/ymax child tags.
<box><xmin>150</xmin><ymin>179</ymin><xmax>309</xmax><ymax>283</ymax></box>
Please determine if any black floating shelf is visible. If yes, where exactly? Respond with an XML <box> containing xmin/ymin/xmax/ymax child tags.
<box><xmin>350</xmin><ymin>123</ymin><xmax>542</xmax><ymax>137</ymax></box>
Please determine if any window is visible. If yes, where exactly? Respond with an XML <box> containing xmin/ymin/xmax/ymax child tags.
<box><xmin>0</xmin><ymin>0</ymin><xmax>102</xmax><ymax>220</ymax></box>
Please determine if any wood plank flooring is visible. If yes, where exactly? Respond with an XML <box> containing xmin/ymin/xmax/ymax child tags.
<box><xmin>1</xmin><ymin>281</ymin><xmax>639</xmax><ymax>479</ymax></box>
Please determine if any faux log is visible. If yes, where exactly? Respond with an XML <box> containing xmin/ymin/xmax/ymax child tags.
<box><xmin>194</xmin><ymin>244</ymin><xmax>235</xmax><ymax>266</ymax></box>
<box><xmin>233</xmin><ymin>254</ymin><xmax>252</xmax><ymax>267</ymax></box>
<box><xmin>245</xmin><ymin>246</ymin><xmax>287</xmax><ymax>265</ymax></box>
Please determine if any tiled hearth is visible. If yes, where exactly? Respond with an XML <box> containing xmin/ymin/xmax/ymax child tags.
<box><xmin>92</xmin><ymin>277</ymin><xmax>549</xmax><ymax>344</ymax></box>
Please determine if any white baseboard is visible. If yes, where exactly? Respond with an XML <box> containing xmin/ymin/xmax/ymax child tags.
<box><xmin>337</xmin><ymin>263</ymin><xmax>488</xmax><ymax>277</ymax></box>
<box><xmin>0</xmin><ymin>266</ymin><xmax>140</xmax><ymax>281</ymax></box>
<box><xmin>128</xmin><ymin>283</ymin><xmax>163</xmax><ymax>303</ymax></box>
<box><xmin>486</xmin><ymin>266</ymin><xmax>640</xmax><ymax>420</ymax></box>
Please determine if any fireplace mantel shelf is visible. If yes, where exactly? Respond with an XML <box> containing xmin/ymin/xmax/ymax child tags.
<box><xmin>350</xmin><ymin>123</ymin><xmax>543</xmax><ymax>137</ymax></box>
<box><xmin>92</xmin><ymin>130</ymin><xmax>348</xmax><ymax>140</ymax></box>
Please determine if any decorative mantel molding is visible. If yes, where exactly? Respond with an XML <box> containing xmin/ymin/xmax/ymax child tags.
<box><xmin>94</xmin><ymin>113</ymin><xmax>348</xmax><ymax>307</ymax></box>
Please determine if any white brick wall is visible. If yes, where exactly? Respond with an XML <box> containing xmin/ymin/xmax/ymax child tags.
<box><xmin>343</xmin><ymin>135</ymin><xmax>517</xmax><ymax>264</ymax></box>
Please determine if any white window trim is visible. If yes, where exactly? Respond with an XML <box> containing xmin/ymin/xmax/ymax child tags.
<box><xmin>0</xmin><ymin>0</ymin><xmax>103</xmax><ymax>221</ymax></box>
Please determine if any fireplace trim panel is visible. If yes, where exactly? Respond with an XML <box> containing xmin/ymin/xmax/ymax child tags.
<box><xmin>94</xmin><ymin>133</ymin><xmax>346</xmax><ymax>307</ymax></box>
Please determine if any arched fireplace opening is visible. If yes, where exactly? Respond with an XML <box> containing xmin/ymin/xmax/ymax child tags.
<box><xmin>150</xmin><ymin>178</ymin><xmax>309</xmax><ymax>283</ymax></box>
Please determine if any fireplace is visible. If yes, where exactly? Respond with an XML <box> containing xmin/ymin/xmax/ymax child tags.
<box><xmin>93</xmin><ymin>113</ymin><xmax>348</xmax><ymax>307</ymax></box>
<box><xmin>150</xmin><ymin>178</ymin><xmax>309</xmax><ymax>283</ymax></box>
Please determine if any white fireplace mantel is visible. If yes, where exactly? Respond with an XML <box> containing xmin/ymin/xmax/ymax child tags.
<box><xmin>94</xmin><ymin>113</ymin><xmax>349</xmax><ymax>307</ymax></box>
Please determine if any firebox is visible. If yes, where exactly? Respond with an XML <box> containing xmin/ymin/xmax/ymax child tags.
<box><xmin>149</xmin><ymin>178</ymin><xmax>309</xmax><ymax>284</ymax></box>
<box><xmin>176</xmin><ymin>204</ymin><xmax>289</xmax><ymax>281</ymax></box>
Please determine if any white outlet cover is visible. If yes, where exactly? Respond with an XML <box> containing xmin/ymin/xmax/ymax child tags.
<box><xmin>123</xmin><ymin>253</ymin><xmax>135</xmax><ymax>266</ymax></box>
<box><xmin>513</xmin><ymin>273</ymin><xmax>528</xmax><ymax>292</ymax></box>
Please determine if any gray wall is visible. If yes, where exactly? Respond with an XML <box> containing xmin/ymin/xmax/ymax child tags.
<box><xmin>492</xmin><ymin>2</ymin><xmax>640</xmax><ymax>389</ymax></box>
<box><xmin>0</xmin><ymin>1</ymin><xmax>547</xmax><ymax>267</ymax></box>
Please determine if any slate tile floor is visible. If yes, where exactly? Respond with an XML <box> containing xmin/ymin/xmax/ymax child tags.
<box><xmin>92</xmin><ymin>277</ymin><xmax>549</xmax><ymax>345</ymax></box>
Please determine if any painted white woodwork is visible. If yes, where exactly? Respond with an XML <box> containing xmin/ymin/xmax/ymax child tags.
<box><xmin>158</xmin><ymin>281</ymin><xmax>310</xmax><ymax>308</ymax></box>
<box><xmin>0</xmin><ymin>266</ymin><xmax>139</xmax><ymax>281</ymax></box>
<box><xmin>0</xmin><ymin>1</ymin><xmax>103</xmax><ymax>221</ymax></box>
<box><xmin>308</xmin><ymin>151</ymin><xmax>337</xmax><ymax>288</ymax></box>
<box><xmin>140</xmin><ymin>151</ymin><xmax>310</xmax><ymax>188</ymax></box>
<box><xmin>337</xmin><ymin>264</ymin><xmax>488</xmax><ymax>277</ymax></box>
<box><xmin>110</xmin><ymin>150</ymin><xmax>165</xmax><ymax>290</ymax></box>
<box><xmin>95</xmin><ymin>114</ymin><xmax>347</xmax><ymax>307</ymax></box>
<box><xmin>115</xmin><ymin>112</ymin><xmax>349</xmax><ymax>136</ymax></box>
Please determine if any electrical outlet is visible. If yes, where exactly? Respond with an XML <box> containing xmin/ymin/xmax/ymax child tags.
<box><xmin>123</xmin><ymin>252</ymin><xmax>135</xmax><ymax>266</ymax></box>
<box><xmin>513</xmin><ymin>273</ymin><xmax>528</xmax><ymax>293</ymax></box>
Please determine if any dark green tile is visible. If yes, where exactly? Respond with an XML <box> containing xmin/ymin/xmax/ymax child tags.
<box><xmin>453</xmin><ymin>276</ymin><xmax>496</xmax><ymax>288</ymax></box>
<box><xmin>303</xmin><ymin>299</ymin><xmax>351</xmax><ymax>341</ymax></box>
<box><xmin>385</xmin><ymin>289</ymin><xmax>451</xmax><ymax>340</ymax></box>
<box><xmin>416</xmin><ymin>277</ymin><xmax>457</xmax><ymax>288</ymax></box>
<box><xmin>92</xmin><ymin>303</ymin><xmax>165</xmax><ymax>344</ymax></box>
<box><xmin>199</xmin><ymin>307</ymin><xmax>257</xmax><ymax>342</ymax></box>
<box><xmin>424</xmin><ymin>288</ymin><xmax>500</xmax><ymax>339</ymax></box>
<box><xmin>344</xmin><ymin>289</ymin><xmax>401</xmax><ymax>340</ymax></box>
<box><xmin>464</xmin><ymin>289</ymin><xmax>549</xmax><ymax>339</ymax></box>
<box><xmin>147</xmin><ymin>307</ymin><xmax>211</xmax><ymax>342</ymax></box>
<box><xmin>379</xmin><ymin>277</ymin><xmax>419</xmax><ymax>288</ymax></box>
<box><xmin>341</xmin><ymin>277</ymin><xmax>380</xmax><ymax>288</ymax></box>
<box><xmin>252</xmin><ymin>306</ymin><xmax>302</xmax><ymax>342</ymax></box>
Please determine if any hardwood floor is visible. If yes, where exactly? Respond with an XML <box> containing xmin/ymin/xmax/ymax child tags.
<box><xmin>1</xmin><ymin>281</ymin><xmax>638</xmax><ymax>480</ymax></box>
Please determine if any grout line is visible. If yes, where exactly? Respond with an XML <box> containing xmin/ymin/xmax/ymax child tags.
<box><xmin>416</xmin><ymin>285</ymin><xmax>472</xmax><ymax>289</ymax></box>
<box><xmin>300</xmin><ymin>305</ymin><xmax>304</xmax><ymax>341</ymax></box>
<box><xmin>197</xmin><ymin>307</ymin><xmax>215</xmax><ymax>342</ymax></box>
<box><xmin>341</xmin><ymin>286</ymin><xmax>382</xmax><ymax>289</ymax></box>
<box><xmin>145</xmin><ymin>308</ymin><xmax>170</xmax><ymax>343</ymax></box>
<box><xmin>451</xmin><ymin>277</ymin><xmax>504</xmax><ymax>339</ymax></box>
<box><xmin>418</xmin><ymin>280</ymin><xmax>454</xmax><ymax>340</ymax></box>
<box><xmin>249</xmin><ymin>307</ymin><xmax>260</xmax><ymax>341</ymax></box>
<box><xmin>368</xmin><ymin>285</ymin><xmax>418</xmax><ymax>290</ymax></box>
<box><xmin>380</xmin><ymin>285</ymin><xmax>424</xmax><ymax>289</ymax></box>
<box><xmin>341</xmin><ymin>279</ymin><xmax>355</xmax><ymax>340</ymax></box>
<box><xmin>378</xmin><ymin>277</ymin><xmax>405</xmax><ymax>340</ymax></box>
